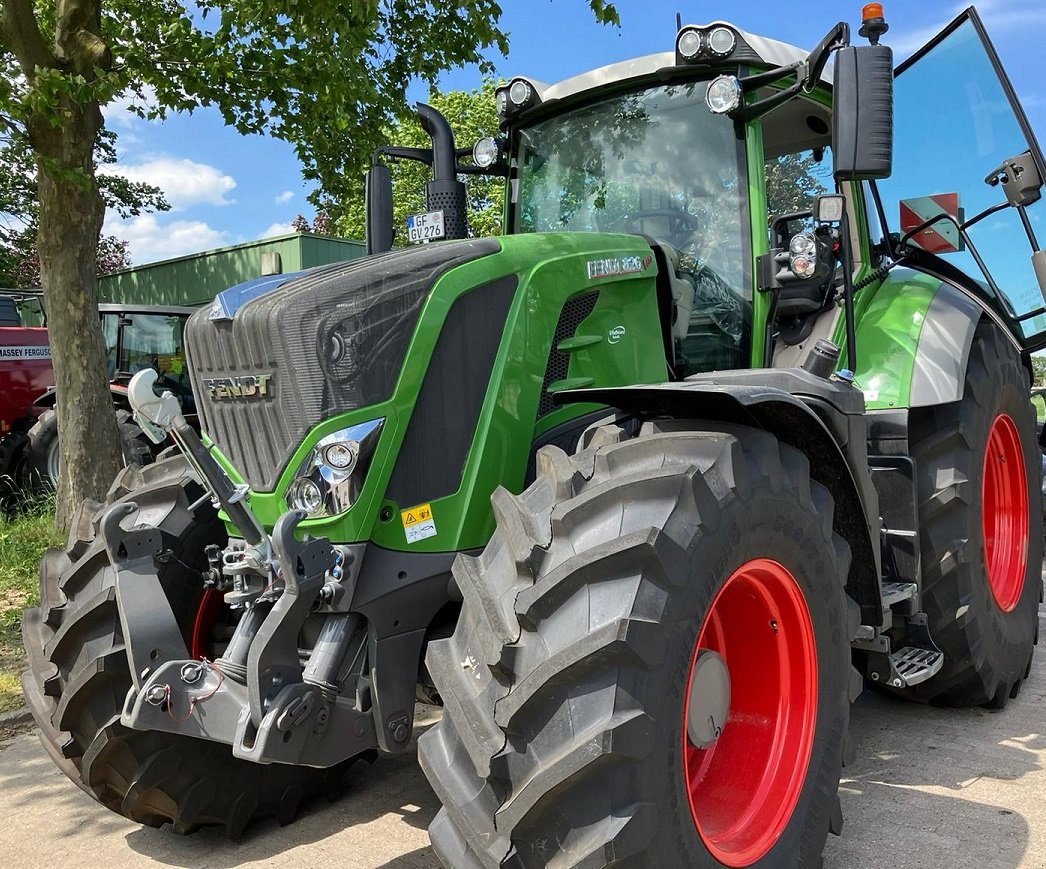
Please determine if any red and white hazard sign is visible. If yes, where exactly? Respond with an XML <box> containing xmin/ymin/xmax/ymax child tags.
<box><xmin>899</xmin><ymin>193</ymin><xmax>965</xmax><ymax>254</ymax></box>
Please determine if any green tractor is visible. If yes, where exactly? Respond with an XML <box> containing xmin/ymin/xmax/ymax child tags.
<box><xmin>21</xmin><ymin>6</ymin><xmax>1046</xmax><ymax>865</ymax></box>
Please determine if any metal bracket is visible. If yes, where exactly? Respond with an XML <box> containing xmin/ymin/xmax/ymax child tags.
<box><xmin>100</xmin><ymin>503</ymin><xmax>189</xmax><ymax>690</ymax></box>
<box><xmin>245</xmin><ymin>510</ymin><xmax>333</xmax><ymax>725</ymax></box>
<box><xmin>369</xmin><ymin>628</ymin><xmax>427</xmax><ymax>753</ymax></box>
<box><xmin>122</xmin><ymin>655</ymin><xmax>376</xmax><ymax>766</ymax></box>
<box><xmin>864</xmin><ymin>612</ymin><xmax>944</xmax><ymax>688</ymax></box>
<box><xmin>128</xmin><ymin>368</ymin><xmax>184</xmax><ymax>444</ymax></box>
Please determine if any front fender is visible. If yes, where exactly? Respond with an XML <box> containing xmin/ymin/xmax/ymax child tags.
<box><xmin>30</xmin><ymin>386</ymin><xmax>57</xmax><ymax>409</ymax></box>
<box><xmin>560</xmin><ymin>374</ymin><xmax>884</xmax><ymax>626</ymax></box>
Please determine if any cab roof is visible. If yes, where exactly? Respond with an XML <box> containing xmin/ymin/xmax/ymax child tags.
<box><xmin>518</xmin><ymin>22</ymin><xmax>829</xmax><ymax>107</ymax></box>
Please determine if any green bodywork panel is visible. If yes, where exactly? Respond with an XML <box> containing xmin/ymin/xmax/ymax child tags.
<box><xmin>210</xmin><ymin>232</ymin><xmax>668</xmax><ymax>551</ymax></box>
<box><xmin>746</xmin><ymin>119</ymin><xmax>770</xmax><ymax>368</ymax></box>
<box><xmin>841</xmin><ymin>269</ymin><xmax>941</xmax><ymax>410</ymax></box>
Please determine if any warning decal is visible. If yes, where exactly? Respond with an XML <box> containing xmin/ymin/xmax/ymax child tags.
<box><xmin>401</xmin><ymin>502</ymin><xmax>437</xmax><ymax>544</ymax></box>
<box><xmin>899</xmin><ymin>193</ymin><xmax>964</xmax><ymax>254</ymax></box>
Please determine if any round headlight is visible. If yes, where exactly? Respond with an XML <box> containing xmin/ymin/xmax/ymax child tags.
<box><xmin>495</xmin><ymin>89</ymin><xmax>508</xmax><ymax>118</ymax></box>
<box><xmin>705</xmin><ymin>75</ymin><xmax>742</xmax><ymax>114</ymax></box>
<box><xmin>790</xmin><ymin>255</ymin><xmax>817</xmax><ymax>280</ymax></box>
<box><xmin>322</xmin><ymin>441</ymin><xmax>358</xmax><ymax>471</ymax></box>
<box><xmin>329</xmin><ymin>331</ymin><xmax>345</xmax><ymax>365</ymax></box>
<box><xmin>677</xmin><ymin>28</ymin><xmax>703</xmax><ymax>60</ymax></box>
<box><xmin>707</xmin><ymin>26</ymin><xmax>736</xmax><ymax>57</ymax></box>
<box><xmin>473</xmin><ymin>136</ymin><xmax>499</xmax><ymax>169</ymax></box>
<box><xmin>287</xmin><ymin>477</ymin><xmax>324</xmax><ymax>515</ymax></box>
<box><xmin>508</xmin><ymin>79</ymin><xmax>533</xmax><ymax>107</ymax></box>
<box><xmin>789</xmin><ymin>232</ymin><xmax>817</xmax><ymax>257</ymax></box>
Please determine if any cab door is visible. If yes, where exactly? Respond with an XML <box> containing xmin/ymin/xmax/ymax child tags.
<box><xmin>874</xmin><ymin>7</ymin><xmax>1046</xmax><ymax>350</ymax></box>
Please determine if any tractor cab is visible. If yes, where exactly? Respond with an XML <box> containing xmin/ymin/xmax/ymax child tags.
<box><xmin>365</xmin><ymin>18</ymin><xmax>886</xmax><ymax>386</ymax></box>
<box><xmin>367</xmin><ymin>9</ymin><xmax>1046</xmax><ymax>375</ymax></box>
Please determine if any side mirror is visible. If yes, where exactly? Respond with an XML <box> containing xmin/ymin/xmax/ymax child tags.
<box><xmin>365</xmin><ymin>163</ymin><xmax>394</xmax><ymax>255</ymax></box>
<box><xmin>833</xmin><ymin>44</ymin><xmax>894</xmax><ymax>182</ymax></box>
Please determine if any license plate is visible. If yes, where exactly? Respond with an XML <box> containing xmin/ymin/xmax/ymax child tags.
<box><xmin>406</xmin><ymin>210</ymin><xmax>445</xmax><ymax>243</ymax></box>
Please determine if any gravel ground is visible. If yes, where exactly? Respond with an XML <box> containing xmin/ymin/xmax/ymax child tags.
<box><xmin>3</xmin><ymin>605</ymin><xmax>1046</xmax><ymax>868</ymax></box>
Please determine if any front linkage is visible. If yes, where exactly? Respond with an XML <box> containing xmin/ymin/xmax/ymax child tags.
<box><xmin>118</xmin><ymin>369</ymin><xmax>378</xmax><ymax>766</ymax></box>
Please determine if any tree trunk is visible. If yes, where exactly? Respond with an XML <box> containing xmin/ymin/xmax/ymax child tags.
<box><xmin>34</xmin><ymin>99</ymin><xmax>123</xmax><ymax>529</ymax></box>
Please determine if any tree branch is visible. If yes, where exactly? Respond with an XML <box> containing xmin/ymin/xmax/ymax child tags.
<box><xmin>56</xmin><ymin>0</ymin><xmax>110</xmax><ymax>75</ymax></box>
<box><xmin>0</xmin><ymin>0</ymin><xmax>56</xmax><ymax>78</ymax></box>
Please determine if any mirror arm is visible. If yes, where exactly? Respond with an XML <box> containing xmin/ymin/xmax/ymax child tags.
<box><xmin>807</xmin><ymin>22</ymin><xmax>850</xmax><ymax>84</ymax></box>
<box><xmin>454</xmin><ymin>164</ymin><xmax>510</xmax><ymax>177</ymax></box>
<box><xmin>735</xmin><ymin>78</ymin><xmax>805</xmax><ymax>122</ymax></box>
<box><xmin>737</xmin><ymin>60</ymin><xmax>804</xmax><ymax>91</ymax></box>
<box><xmin>734</xmin><ymin>22</ymin><xmax>849</xmax><ymax>122</ymax></box>
<box><xmin>375</xmin><ymin>145</ymin><xmax>434</xmax><ymax>166</ymax></box>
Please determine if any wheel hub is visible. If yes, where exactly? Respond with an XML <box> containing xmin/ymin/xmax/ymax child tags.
<box><xmin>686</xmin><ymin>650</ymin><xmax>730</xmax><ymax>749</ymax></box>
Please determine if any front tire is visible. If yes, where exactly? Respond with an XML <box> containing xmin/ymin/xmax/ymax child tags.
<box><xmin>906</xmin><ymin>320</ymin><xmax>1041</xmax><ymax>707</ymax></box>
<box><xmin>420</xmin><ymin>423</ymin><xmax>854</xmax><ymax>868</ymax></box>
<box><xmin>21</xmin><ymin>456</ymin><xmax>350</xmax><ymax>834</ymax></box>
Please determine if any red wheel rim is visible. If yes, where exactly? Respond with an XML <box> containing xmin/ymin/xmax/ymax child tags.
<box><xmin>982</xmin><ymin>413</ymin><xmax>1028</xmax><ymax>612</ymax></box>
<box><xmin>683</xmin><ymin>558</ymin><xmax>818</xmax><ymax>866</ymax></box>
<box><xmin>190</xmin><ymin>589</ymin><xmax>224</xmax><ymax>660</ymax></box>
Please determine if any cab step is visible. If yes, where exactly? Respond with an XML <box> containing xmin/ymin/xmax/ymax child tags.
<box><xmin>880</xmin><ymin>581</ymin><xmax>918</xmax><ymax>607</ymax></box>
<box><xmin>889</xmin><ymin>646</ymin><xmax>944</xmax><ymax>687</ymax></box>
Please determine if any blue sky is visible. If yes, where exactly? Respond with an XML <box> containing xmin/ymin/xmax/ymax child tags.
<box><xmin>101</xmin><ymin>0</ymin><xmax>1046</xmax><ymax>265</ymax></box>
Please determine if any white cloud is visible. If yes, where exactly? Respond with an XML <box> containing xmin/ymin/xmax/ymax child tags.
<box><xmin>102</xmin><ymin>85</ymin><xmax>159</xmax><ymax>129</ymax></box>
<box><xmin>105</xmin><ymin>213</ymin><xmax>230</xmax><ymax>265</ymax></box>
<box><xmin>890</xmin><ymin>0</ymin><xmax>1046</xmax><ymax>57</ymax></box>
<box><xmin>274</xmin><ymin>190</ymin><xmax>295</xmax><ymax>205</ymax></box>
<box><xmin>260</xmin><ymin>222</ymin><xmax>298</xmax><ymax>238</ymax></box>
<box><xmin>100</xmin><ymin>157</ymin><xmax>237</xmax><ymax>211</ymax></box>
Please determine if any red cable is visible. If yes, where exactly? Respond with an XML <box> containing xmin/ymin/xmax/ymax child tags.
<box><xmin>164</xmin><ymin>659</ymin><xmax>225</xmax><ymax>723</ymax></box>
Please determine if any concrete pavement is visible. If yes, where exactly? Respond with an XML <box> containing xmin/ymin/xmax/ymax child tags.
<box><xmin>3</xmin><ymin>608</ymin><xmax>1046</xmax><ymax>868</ymax></box>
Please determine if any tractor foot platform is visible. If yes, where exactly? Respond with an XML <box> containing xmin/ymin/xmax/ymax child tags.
<box><xmin>880</xmin><ymin>581</ymin><xmax>918</xmax><ymax>607</ymax></box>
<box><xmin>889</xmin><ymin>645</ymin><xmax>944</xmax><ymax>687</ymax></box>
<box><xmin>859</xmin><ymin>612</ymin><xmax>945</xmax><ymax>689</ymax></box>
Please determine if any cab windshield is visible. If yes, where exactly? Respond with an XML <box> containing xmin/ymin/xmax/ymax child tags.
<box><xmin>515</xmin><ymin>84</ymin><xmax>749</xmax><ymax>282</ymax></box>
<box><xmin>513</xmin><ymin>83</ymin><xmax>750</xmax><ymax>372</ymax></box>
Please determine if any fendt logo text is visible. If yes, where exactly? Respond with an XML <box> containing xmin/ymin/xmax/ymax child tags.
<box><xmin>586</xmin><ymin>254</ymin><xmax>653</xmax><ymax>280</ymax></box>
<box><xmin>204</xmin><ymin>374</ymin><xmax>273</xmax><ymax>400</ymax></box>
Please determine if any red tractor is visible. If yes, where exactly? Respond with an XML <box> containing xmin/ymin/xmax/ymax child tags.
<box><xmin>0</xmin><ymin>292</ymin><xmax>52</xmax><ymax>497</ymax></box>
<box><xmin>0</xmin><ymin>294</ymin><xmax>199</xmax><ymax>501</ymax></box>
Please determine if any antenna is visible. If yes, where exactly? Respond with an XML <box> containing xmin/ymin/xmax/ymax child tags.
<box><xmin>676</xmin><ymin>12</ymin><xmax>682</xmax><ymax>30</ymax></box>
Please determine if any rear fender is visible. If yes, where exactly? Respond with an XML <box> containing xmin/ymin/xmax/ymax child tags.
<box><xmin>851</xmin><ymin>269</ymin><xmax>983</xmax><ymax>410</ymax></box>
<box><xmin>561</xmin><ymin>378</ymin><xmax>884</xmax><ymax>626</ymax></box>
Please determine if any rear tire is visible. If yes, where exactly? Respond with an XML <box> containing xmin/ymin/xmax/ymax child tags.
<box><xmin>0</xmin><ymin>430</ymin><xmax>30</xmax><ymax>509</ymax></box>
<box><xmin>21</xmin><ymin>455</ymin><xmax>350</xmax><ymax>834</ymax></box>
<box><xmin>420</xmin><ymin>423</ymin><xmax>854</xmax><ymax>868</ymax></box>
<box><xmin>905</xmin><ymin>320</ymin><xmax>1041</xmax><ymax>707</ymax></box>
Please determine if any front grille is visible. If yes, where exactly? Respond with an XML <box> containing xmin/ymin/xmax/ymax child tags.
<box><xmin>185</xmin><ymin>238</ymin><xmax>500</xmax><ymax>491</ymax></box>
